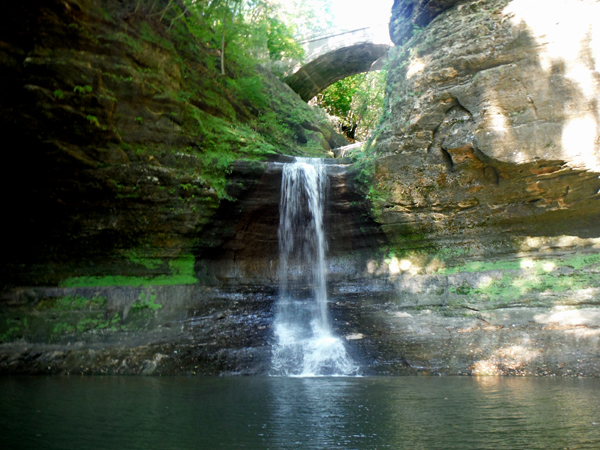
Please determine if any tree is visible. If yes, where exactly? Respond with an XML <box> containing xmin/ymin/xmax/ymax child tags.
<box><xmin>179</xmin><ymin>0</ymin><xmax>308</xmax><ymax>73</ymax></box>
<box><xmin>315</xmin><ymin>70</ymin><xmax>386</xmax><ymax>142</ymax></box>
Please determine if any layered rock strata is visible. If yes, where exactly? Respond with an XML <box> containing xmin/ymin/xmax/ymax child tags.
<box><xmin>0</xmin><ymin>0</ymin><xmax>345</xmax><ymax>288</ymax></box>
<box><xmin>352</xmin><ymin>0</ymin><xmax>600</xmax><ymax>375</ymax></box>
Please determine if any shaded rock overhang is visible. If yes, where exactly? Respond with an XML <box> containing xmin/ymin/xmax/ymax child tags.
<box><xmin>389</xmin><ymin>0</ymin><xmax>462</xmax><ymax>44</ymax></box>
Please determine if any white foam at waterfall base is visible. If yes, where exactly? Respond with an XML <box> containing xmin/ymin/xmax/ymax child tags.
<box><xmin>271</xmin><ymin>157</ymin><xmax>358</xmax><ymax>377</ymax></box>
<box><xmin>272</xmin><ymin>321</ymin><xmax>357</xmax><ymax>377</ymax></box>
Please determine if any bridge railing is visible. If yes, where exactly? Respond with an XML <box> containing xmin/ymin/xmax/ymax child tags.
<box><xmin>271</xmin><ymin>23</ymin><xmax>392</xmax><ymax>80</ymax></box>
<box><xmin>296</xmin><ymin>22</ymin><xmax>391</xmax><ymax>46</ymax></box>
<box><xmin>302</xmin><ymin>23</ymin><xmax>392</xmax><ymax>62</ymax></box>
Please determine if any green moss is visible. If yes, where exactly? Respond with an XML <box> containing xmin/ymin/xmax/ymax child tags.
<box><xmin>168</xmin><ymin>255</ymin><xmax>194</xmax><ymax>278</ymax></box>
<box><xmin>52</xmin><ymin>323</ymin><xmax>76</xmax><ymax>334</ymax></box>
<box><xmin>49</xmin><ymin>313</ymin><xmax>122</xmax><ymax>335</ymax></box>
<box><xmin>131</xmin><ymin>290</ymin><xmax>162</xmax><ymax>312</ymax></box>
<box><xmin>36</xmin><ymin>295</ymin><xmax>107</xmax><ymax>311</ymax></box>
<box><xmin>436</xmin><ymin>246</ymin><xmax>473</xmax><ymax>260</ymax></box>
<box><xmin>0</xmin><ymin>317</ymin><xmax>27</xmax><ymax>342</ymax></box>
<box><xmin>439</xmin><ymin>259</ymin><xmax>521</xmax><ymax>275</ymax></box>
<box><xmin>99</xmin><ymin>31</ymin><xmax>143</xmax><ymax>54</ymax></box>
<box><xmin>437</xmin><ymin>252</ymin><xmax>600</xmax><ymax>275</ymax></box>
<box><xmin>61</xmin><ymin>255</ymin><xmax>197</xmax><ymax>287</ymax></box>
<box><xmin>178</xmin><ymin>108</ymin><xmax>279</xmax><ymax>199</ymax></box>
<box><xmin>455</xmin><ymin>281</ymin><xmax>472</xmax><ymax>295</ymax></box>
<box><xmin>458</xmin><ymin>270</ymin><xmax>600</xmax><ymax>304</ymax></box>
<box><xmin>123</xmin><ymin>249</ymin><xmax>163</xmax><ymax>270</ymax></box>
<box><xmin>565</xmin><ymin>253</ymin><xmax>600</xmax><ymax>270</ymax></box>
<box><xmin>139</xmin><ymin>22</ymin><xmax>174</xmax><ymax>50</ymax></box>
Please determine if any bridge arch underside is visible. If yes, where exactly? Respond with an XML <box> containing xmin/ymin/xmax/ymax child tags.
<box><xmin>285</xmin><ymin>43</ymin><xmax>389</xmax><ymax>102</ymax></box>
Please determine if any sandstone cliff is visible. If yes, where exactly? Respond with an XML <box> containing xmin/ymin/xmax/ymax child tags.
<box><xmin>349</xmin><ymin>0</ymin><xmax>600</xmax><ymax>375</ymax></box>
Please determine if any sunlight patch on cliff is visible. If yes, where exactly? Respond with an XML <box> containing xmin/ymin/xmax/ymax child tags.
<box><xmin>387</xmin><ymin>257</ymin><xmax>415</xmax><ymax>275</ymax></box>
<box><xmin>505</xmin><ymin>0</ymin><xmax>600</xmax><ymax>171</ymax></box>
<box><xmin>505</xmin><ymin>0</ymin><xmax>600</xmax><ymax>167</ymax></box>
<box><xmin>484</xmin><ymin>92</ymin><xmax>520</xmax><ymax>160</ymax></box>
<box><xmin>561</xmin><ymin>114</ymin><xmax>600</xmax><ymax>171</ymax></box>
<box><xmin>488</xmin><ymin>98</ymin><xmax>510</xmax><ymax>133</ymax></box>
<box><xmin>472</xmin><ymin>344</ymin><xmax>541</xmax><ymax>376</ymax></box>
<box><xmin>534</xmin><ymin>307</ymin><xmax>600</xmax><ymax>327</ymax></box>
<box><xmin>406</xmin><ymin>59</ymin><xmax>425</xmax><ymax>79</ymax></box>
<box><xmin>519</xmin><ymin>236</ymin><xmax>600</xmax><ymax>255</ymax></box>
<box><xmin>505</xmin><ymin>0</ymin><xmax>600</xmax><ymax>95</ymax></box>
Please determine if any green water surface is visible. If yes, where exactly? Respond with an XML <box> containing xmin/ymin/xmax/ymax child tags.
<box><xmin>1</xmin><ymin>376</ymin><xmax>599</xmax><ymax>449</ymax></box>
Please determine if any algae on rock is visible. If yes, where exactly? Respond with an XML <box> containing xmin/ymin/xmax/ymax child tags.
<box><xmin>0</xmin><ymin>0</ymin><xmax>345</xmax><ymax>287</ymax></box>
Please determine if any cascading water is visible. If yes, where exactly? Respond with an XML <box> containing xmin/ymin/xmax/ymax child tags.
<box><xmin>271</xmin><ymin>157</ymin><xmax>357</xmax><ymax>377</ymax></box>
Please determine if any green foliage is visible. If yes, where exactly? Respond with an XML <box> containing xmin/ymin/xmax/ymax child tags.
<box><xmin>466</xmin><ymin>271</ymin><xmax>598</xmax><ymax>304</ymax></box>
<box><xmin>86</xmin><ymin>115</ymin><xmax>100</xmax><ymax>127</ymax></box>
<box><xmin>0</xmin><ymin>317</ymin><xmax>28</xmax><ymax>342</ymax></box>
<box><xmin>183</xmin><ymin>108</ymin><xmax>278</xmax><ymax>198</ymax></box>
<box><xmin>139</xmin><ymin>21</ymin><xmax>174</xmax><ymax>50</ymax></box>
<box><xmin>98</xmin><ymin>93</ymin><xmax>117</xmax><ymax>102</ymax></box>
<box><xmin>266</xmin><ymin>17</ymin><xmax>304</xmax><ymax>61</ymax></box>
<box><xmin>53</xmin><ymin>89</ymin><xmax>65</xmax><ymax>99</ymax></box>
<box><xmin>226</xmin><ymin>76</ymin><xmax>269</xmax><ymax>109</ymax></box>
<box><xmin>102</xmin><ymin>71</ymin><xmax>133</xmax><ymax>83</ymax></box>
<box><xmin>430</xmin><ymin>251</ymin><xmax>600</xmax><ymax>304</ymax></box>
<box><xmin>52</xmin><ymin>323</ymin><xmax>75</xmax><ymax>334</ymax></box>
<box><xmin>74</xmin><ymin>85</ymin><xmax>93</xmax><ymax>94</ymax></box>
<box><xmin>281</xmin><ymin>0</ymin><xmax>334</xmax><ymax>40</ymax></box>
<box><xmin>565</xmin><ymin>253</ymin><xmax>600</xmax><ymax>270</ymax></box>
<box><xmin>51</xmin><ymin>314</ymin><xmax>120</xmax><ymax>335</ymax></box>
<box><xmin>318</xmin><ymin>78</ymin><xmax>357</xmax><ymax>119</ymax></box>
<box><xmin>179</xmin><ymin>0</ymin><xmax>308</xmax><ymax>72</ymax></box>
<box><xmin>315</xmin><ymin>71</ymin><xmax>387</xmax><ymax>141</ymax></box>
<box><xmin>455</xmin><ymin>281</ymin><xmax>472</xmax><ymax>295</ymax></box>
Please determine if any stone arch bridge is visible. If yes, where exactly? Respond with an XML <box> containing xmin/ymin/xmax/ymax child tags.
<box><xmin>284</xmin><ymin>24</ymin><xmax>392</xmax><ymax>101</ymax></box>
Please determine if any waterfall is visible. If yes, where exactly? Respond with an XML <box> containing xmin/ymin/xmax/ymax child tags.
<box><xmin>271</xmin><ymin>157</ymin><xmax>357</xmax><ymax>377</ymax></box>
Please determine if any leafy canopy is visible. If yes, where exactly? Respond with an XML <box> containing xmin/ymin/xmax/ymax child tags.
<box><xmin>315</xmin><ymin>70</ymin><xmax>387</xmax><ymax>141</ymax></box>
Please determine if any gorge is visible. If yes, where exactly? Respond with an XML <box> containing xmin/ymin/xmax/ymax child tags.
<box><xmin>1</xmin><ymin>0</ymin><xmax>600</xmax><ymax>379</ymax></box>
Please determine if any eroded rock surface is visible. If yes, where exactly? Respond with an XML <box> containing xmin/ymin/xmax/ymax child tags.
<box><xmin>374</xmin><ymin>0</ymin><xmax>600</xmax><ymax>244</ymax></box>
<box><xmin>351</xmin><ymin>0</ymin><xmax>600</xmax><ymax>375</ymax></box>
<box><xmin>0</xmin><ymin>0</ymin><xmax>344</xmax><ymax>287</ymax></box>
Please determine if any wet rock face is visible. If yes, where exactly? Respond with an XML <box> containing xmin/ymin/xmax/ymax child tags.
<box><xmin>340</xmin><ymin>298</ymin><xmax>600</xmax><ymax>377</ymax></box>
<box><xmin>194</xmin><ymin>160</ymin><xmax>387</xmax><ymax>287</ymax></box>
<box><xmin>0</xmin><ymin>285</ymin><xmax>276</xmax><ymax>376</ymax></box>
<box><xmin>0</xmin><ymin>0</ymin><xmax>344</xmax><ymax>287</ymax></box>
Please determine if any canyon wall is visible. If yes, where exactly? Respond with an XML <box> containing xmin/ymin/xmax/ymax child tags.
<box><xmin>345</xmin><ymin>0</ymin><xmax>600</xmax><ymax>375</ymax></box>
<box><xmin>2</xmin><ymin>0</ymin><xmax>600</xmax><ymax>377</ymax></box>
<box><xmin>0</xmin><ymin>0</ymin><xmax>345</xmax><ymax>288</ymax></box>
<box><xmin>0</xmin><ymin>0</ymin><xmax>346</xmax><ymax>374</ymax></box>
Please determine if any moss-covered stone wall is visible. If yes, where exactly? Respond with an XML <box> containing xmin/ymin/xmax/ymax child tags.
<box><xmin>0</xmin><ymin>0</ymin><xmax>346</xmax><ymax>287</ymax></box>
